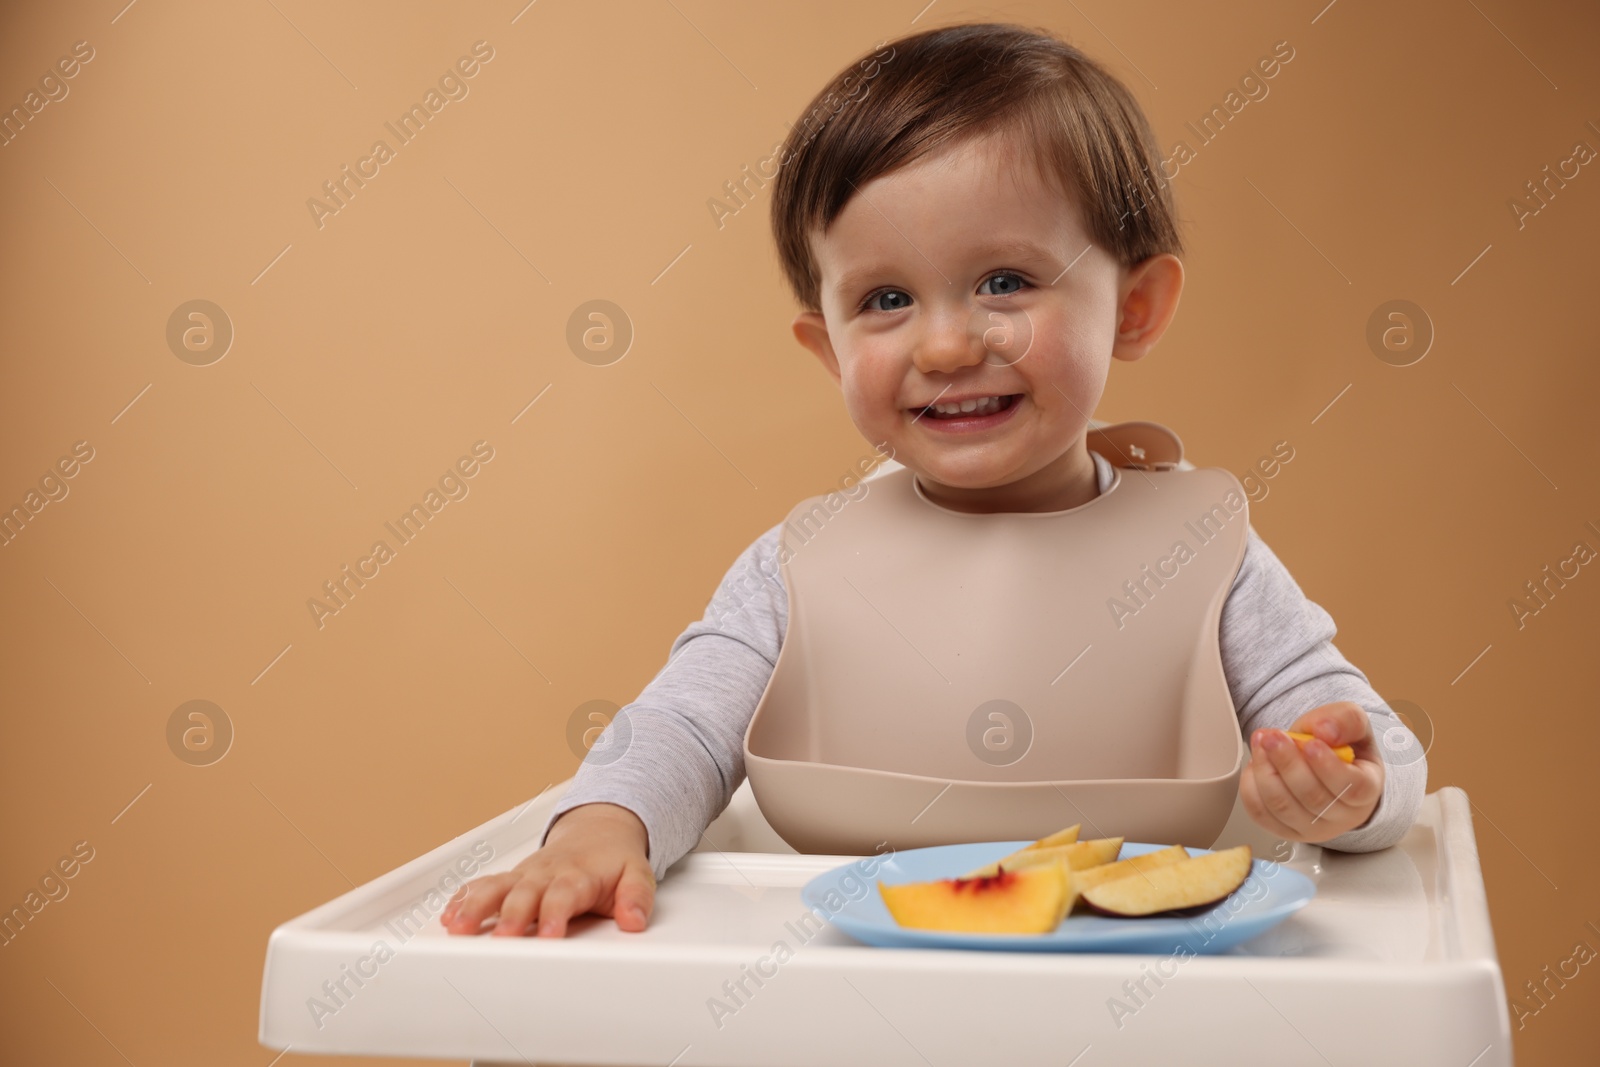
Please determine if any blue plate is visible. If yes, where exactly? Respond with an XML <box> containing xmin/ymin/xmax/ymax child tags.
<box><xmin>801</xmin><ymin>840</ymin><xmax>1315</xmax><ymax>954</ymax></box>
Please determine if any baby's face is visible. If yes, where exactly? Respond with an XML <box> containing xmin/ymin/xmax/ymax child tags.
<box><xmin>793</xmin><ymin>131</ymin><xmax>1180</xmax><ymax>512</ymax></box>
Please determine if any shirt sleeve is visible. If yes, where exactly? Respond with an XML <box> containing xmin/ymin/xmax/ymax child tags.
<box><xmin>1218</xmin><ymin>523</ymin><xmax>1429</xmax><ymax>852</ymax></box>
<box><xmin>535</xmin><ymin>521</ymin><xmax>790</xmax><ymax>882</ymax></box>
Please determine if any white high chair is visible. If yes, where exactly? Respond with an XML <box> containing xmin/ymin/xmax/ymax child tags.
<box><xmin>259</xmin><ymin>423</ymin><xmax>1513</xmax><ymax>1066</ymax></box>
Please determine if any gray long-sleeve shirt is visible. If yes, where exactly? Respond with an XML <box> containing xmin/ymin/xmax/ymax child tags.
<box><xmin>537</xmin><ymin>450</ymin><xmax>1428</xmax><ymax>882</ymax></box>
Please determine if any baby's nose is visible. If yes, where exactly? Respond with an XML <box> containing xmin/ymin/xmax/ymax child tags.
<box><xmin>911</xmin><ymin>309</ymin><xmax>989</xmax><ymax>374</ymax></box>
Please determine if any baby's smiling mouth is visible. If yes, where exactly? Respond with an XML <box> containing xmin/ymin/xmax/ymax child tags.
<box><xmin>909</xmin><ymin>393</ymin><xmax>1023</xmax><ymax>420</ymax></box>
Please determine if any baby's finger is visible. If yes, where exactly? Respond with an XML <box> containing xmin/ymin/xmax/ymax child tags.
<box><xmin>1249</xmin><ymin>743</ymin><xmax>1315</xmax><ymax>835</ymax></box>
<box><xmin>1239</xmin><ymin>763</ymin><xmax>1303</xmax><ymax>841</ymax></box>
<box><xmin>611</xmin><ymin>862</ymin><xmax>656</xmax><ymax>933</ymax></box>
<box><xmin>1306</xmin><ymin>748</ymin><xmax>1384</xmax><ymax>828</ymax></box>
<box><xmin>1299</xmin><ymin>733</ymin><xmax>1377</xmax><ymax>801</ymax></box>
<box><xmin>442</xmin><ymin>872</ymin><xmax>518</xmax><ymax>935</ymax></box>
<box><xmin>441</xmin><ymin>881</ymin><xmax>483</xmax><ymax>925</ymax></box>
<box><xmin>491</xmin><ymin>876</ymin><xmax>550</xmax><ymax>937</ymax></box>
<box><xmin>1261</xmin><ymin>731</ymin><xmax>1342</xmax><ymax>816</ymax></box>
<box><xmin>1293</xmin><ymin>701</ymin><xmax>1373</xmax><ymax>755</ymax></box>
<box><xmin>532</xmin><ymin>870</ymin><xmax>599</xmax><ymax>938</ymax></box>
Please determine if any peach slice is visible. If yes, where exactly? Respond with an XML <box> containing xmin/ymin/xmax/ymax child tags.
<box><xmin>1284</xmin><ymin>731</ymin><xmax>1355</xmax><ymax>762</ymax></box>
<box><xmin>1022</xmin><ymin>824</ymin><xmax>1081</xmax><ymax>851</ymax></box>
<box><xmin>1079</xmin><ymin>845</ymin><xmax>1253</xmax><ymax>917</ymax></box>
<box><xmin>964</xmin><ymin>836</ymin><xmax>1123</xmax><ymax>879</ymax></box>
<box><xmin>879</xmin><ymin>856</ymin><xmax>1072</xmax><ymax>934</ymax></box>
<box><xmin>1070</xmin><ymin>844</ymin><xmax>1189</xmax><ymax>898</ymax></box>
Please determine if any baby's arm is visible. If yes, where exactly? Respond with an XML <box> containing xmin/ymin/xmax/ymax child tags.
<box><xmin>444</xmin><ymin>522</ymin><xmax>789</xmax><ymax>936</ymax></box>
<box><xmin>531</xmin><ymin>521</ymin><xmax>789</xmax><ymax>881</ymax></box>
<box><xmin>1220</xmin><ymin>524</ymin><xmax>1428</xmax><ymax>852</ymax></box>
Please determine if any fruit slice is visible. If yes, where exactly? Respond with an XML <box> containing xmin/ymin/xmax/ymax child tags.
<box><xmin>959</xmin><ymin>823</ymin><xmax>1085</xmax><ymax>878</ymax></box>
<box><xmin>879</xmin><ymin>856</ymin><xmax>1071</xmax><ymax>934</ymax></box>
<box><xmin>1284</xmin><ymin>731</ymin><xmax>1355</xmax><ymax>763</ymax></box>
<box><xmin>1051</xmin><ymin>867</ymin><xmax>1080</xmax><ymax>926</ymax></box>
<box><xmin>965</xmin><ymin>837</ymin><xmax>1123</xmax><ymax>879</ymax></box>
<box><xmin>1080</xmin><ymin>845</ymin><xmax>1253</xmax><ymax>917</ymax></box>
<box><xmin>1070</xmin><ymin>844</ymin><xmax>1189</xmax><ymax>896</ymax></box>
<box><xmin>1023</xmin><ymin>824</ymin><xmax>1081</xmax><ymax>851</ymax></box>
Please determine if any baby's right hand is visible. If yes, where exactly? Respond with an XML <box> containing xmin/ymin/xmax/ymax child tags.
<box><xmin>440</xmin><ymin>802</ymin><xmax>656</xmax><ymax>938</ymax></box>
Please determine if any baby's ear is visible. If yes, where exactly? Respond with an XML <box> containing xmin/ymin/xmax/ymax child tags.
<box><xmin>792</xmin><ymin>311</ymin><xmax>841</xmax><ymax>385</ymax></box>
<box><xmin>1112</xmin><ymin>253</ymin><xmax>1184</xmax><ymax>363</ymax></box>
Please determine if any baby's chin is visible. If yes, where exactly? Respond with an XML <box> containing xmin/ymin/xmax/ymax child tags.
<box><xmin>902</xmin><ymin>453</ymin><xmax>1034</xmax><ymax>492</ymax></box>
<box><xmin>902</xmin><ymin>436</ymin><xmax>1089</xmax><ymax>492</ymax></box>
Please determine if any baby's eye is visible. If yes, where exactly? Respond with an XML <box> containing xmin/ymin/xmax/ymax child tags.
<box><xmin>980</xmin><ymin>271</ymin><xmax>1029</xmax><ymax>297</ymax></box>
<box><xmin>860</xmin><ymin>289</ymin><xmax>912</xmax><ymax>313</ymax></box>
<box><xmin>857</xmin><ymin>272</ymin><xmax>1028</xmax><ymax>313</ymax></box>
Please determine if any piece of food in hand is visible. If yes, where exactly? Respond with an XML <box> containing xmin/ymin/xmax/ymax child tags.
<box><xmin>1079</xmin><ymin>845</ymin><xmax>1253</xmax><ymax>917</ymax></box>
<box><xmin>1070</xmin><ymin>844</ymin><xmax>1189</xmax><ymax>897</ymax></box>
<box><xmin>964</xmin><ymin>836</ymin><xmax>1123</xmax><ymax>879</ymax></box>
<box><xmin>879</xmin><ymin>856</ymin><xmax>1074</xmax><ymax>934</ymax></box>
<box><xmin>1284</xmin><ymin>731</ymin><xmax>1355</xmax><ymax>763</ymax></box>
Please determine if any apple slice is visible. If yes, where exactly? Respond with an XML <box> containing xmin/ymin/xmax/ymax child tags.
<box><xmin>1284</xmin><ymin>731</ymin><xmax>1355</xmax><ymax>762</ymax></box>
<box><xmin>964</xmin><ymin>837</ymin><xmax>1123</xmax><ymax>879</ymax></box>
<box><xmin>1071</xmin><ymin>844</ymin><xmax>1189</xmax><ymax>895</ymax></box>
<box><xmin>1079</xmin><ymin>845</ymin><xmax>1253</xmax><ymax>917</ymax></box>
<box><xmin>879</xmin><ymin>856</ymin><xmax>1072</xmax><ymax>934</ymax></box>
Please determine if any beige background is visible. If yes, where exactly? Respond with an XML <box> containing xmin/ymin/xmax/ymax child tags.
<box><xmin>2</xmin><ymin>0</ymin><xmax>1597</xmax><ymax>1063</ymax></box>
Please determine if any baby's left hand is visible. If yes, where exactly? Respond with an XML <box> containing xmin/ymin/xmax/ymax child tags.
<box><xmin>1239</xmin><ymin>701</ymin><xmax>1385</xmax><ymax>843</ymax></box>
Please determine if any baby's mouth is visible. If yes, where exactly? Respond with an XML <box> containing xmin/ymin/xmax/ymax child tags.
<box><xmin>912</xmin><ymin>393</ymin><xmax>1023</xmax><ymax>420</ymax></box>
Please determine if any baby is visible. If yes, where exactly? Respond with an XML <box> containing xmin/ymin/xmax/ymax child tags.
<box><xmin>443</xmin><ymin>21</ymin><xmax>1426</xmax><ymax>939</ymax></box>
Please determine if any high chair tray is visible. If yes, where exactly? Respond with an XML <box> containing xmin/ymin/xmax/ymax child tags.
<box><xmin>259</xmin><ymin>783</ymin><xmax>1512</xmax><ymax>1066</ymax></box>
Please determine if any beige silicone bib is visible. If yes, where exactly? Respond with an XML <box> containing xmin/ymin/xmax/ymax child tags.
<box><xmin>743</xmin><ymin>421</ymin><xmax>1250</xmax><ymax>856</ymax></box>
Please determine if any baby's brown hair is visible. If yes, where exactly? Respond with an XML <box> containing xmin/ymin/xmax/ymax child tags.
<box><xmin>769</xmin><ymin>22</ymin><xmax>1183</xmax><ymax>313</ymax></box>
